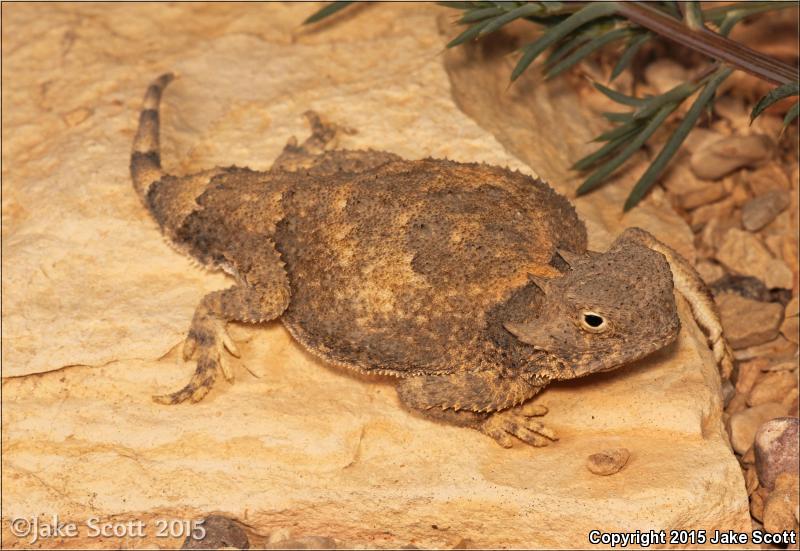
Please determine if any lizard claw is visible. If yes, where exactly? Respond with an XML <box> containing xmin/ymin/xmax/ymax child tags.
<box><xmin>182</xmin><ymin>333</ymin><xmax>198</xmax><ymax>361</ymax></box>
<box><xmin>221</xmin><ymin>328</ymin><xmax>241</xmax><ymax>358</ymax></box>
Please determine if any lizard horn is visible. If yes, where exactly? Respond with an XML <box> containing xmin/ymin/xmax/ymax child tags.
<box><xmin>554</xmin><ymin>248</ymin><xmax>583</xmax><ymax>268</ymax></box>
<box><xmin>527</xmin><ymin>273</ymin><xmax>550</xmax><ymax>295</ymax></box>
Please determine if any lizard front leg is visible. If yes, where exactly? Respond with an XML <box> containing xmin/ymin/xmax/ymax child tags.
<box><xmin>154</xmin><ymin>243</ymin><xmax>290</xmax><ymax>404</ymax></box>
<box><xmin>396</xmin><ymin>372</ymin><xmax>556</xmax><ymax>448</ymax></box>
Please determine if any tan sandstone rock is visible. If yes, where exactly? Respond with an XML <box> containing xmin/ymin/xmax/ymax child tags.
<box><xmin>734</xmin><ymin>335</ymin><xmax>799</xmax><ymax>363</ymax></box>
<box><xmin>748</xmin><ymin>372</ymin><xmax>799</xmax><ymax>407</ymax></box>
<box><xmin>644</xmin><ymin>59</ymin><xmax>689</xmax><ymax>95</ymax></box>
<box><xmin>781</xmin><ymin>298</ymin><xmax>800</xmax><ymax>345</ymax></box>
<box><xmin>678</xmin><ymin>183</ymin><xmax>729</xmax><ymax>211</ymax></box>
<box><xmin>742</xmin><ymin>190</ymin><xmax>791</xmax><ymax>231</ymax></box>
<box><xmin>696</xmin><ymin>259</ymin><xmax>727</xmax><ymax>285</ymax></box>
<box><xmin>717</xmin><ymin>228</ymin><xmax>794</xmax><ymax>290</ymax></box>
<box><xmin>718</xmin><ymin>293</ymin><xmax>785</xmax><ymax>349</ymax></box>
<box><xmin>690</xmin><ymin>134</ymin><xmax>773</xmax><ymax>180</ymax></box>
<box><xmin>728</xmin><ymin>403</ymin><xmax>787</xmax><ymax>455</ymax></box>
<box><xmin>782</xmin><ymin>316</ymin><xmax>800</xmax><ymax>345</ymax></box>
<box><xmin>745</xmin><ymin>164</ymin><xmax>792</xmax><ymax>196</ymax></box>
<box><xmin>2</xmin><ymin>3</ymin><xmax>751</xmax><ymax>548</ymax></box>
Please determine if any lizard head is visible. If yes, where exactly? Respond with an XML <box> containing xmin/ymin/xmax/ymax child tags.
<box><xmin>505</xmin><ymin>236</ymin><xmax>680</xmax><ymax>380</ymax></box>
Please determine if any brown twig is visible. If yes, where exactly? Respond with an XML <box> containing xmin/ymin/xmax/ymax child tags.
<box><xmin>615</xmin><ymin>2</ymin><xmax>798</xmax><ymax>86</ymax></box>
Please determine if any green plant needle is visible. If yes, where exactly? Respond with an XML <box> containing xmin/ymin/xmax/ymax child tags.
<box><xmin>623</xmin><ymin>67</ymin><xmax>733</xmax><ymax>211</ymax></box>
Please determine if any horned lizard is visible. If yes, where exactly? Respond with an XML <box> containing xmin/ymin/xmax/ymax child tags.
<box><xmin>131</xmin><ymin>74</ymin><xmax>732</xmax><ymax>447</ymax></box>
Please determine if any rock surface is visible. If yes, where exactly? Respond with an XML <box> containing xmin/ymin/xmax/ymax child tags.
<box><xmin>678</xmin><ymin>183</ymin><xmax>729</xmax><ymax>211</ymax></box>
<box><xmin>742</xmin><ymin>190</ymin><xmax>791</xmax><ymax>231</ymax></box>
<box><xmin>717</xmin><ymin>229</ymin><xmax>794</xmax><ymax>290</ymax></box>
<box><xmin>735</xmin><ymin>335</ymin><xmax>798</xmax><ymax>363</ymax></box>
<box><xmin>718</xmin><ymin>293</ymin><xmax>785</xmax><ymax>349</ymax></box>
<box><xmin>690</xmin><ymin>134</ymin><xmax>773</xmax><ymax>180</ymax></box>
<box><xmin>728</xmin><ymin>403</ymin><xmax>787</xmax><ymax>455</ymax></box>
<box><xmin>754</xmin><ymin>417</ymin><xmax>800</xmax><ymax>490</ymax></box>
<box><xmin>781</xmin><ymin>310</ymin><xmax>799</xmax><ymax>345</ymax></box>
<box><xmin>745</xmin><ymin>164</ymin><xmax>791</xmax><ymax>196</ymax></box>
<box><xmin>747</xmin><ymin>372</ymin><xmax>798</xmax><ymax>407</ymax></box>
<box><xmin>181</xmin><ymin>515</ymin><xmax>250</xmax><ymax>550</ymax></box>
<box><xmin>762</xmin><ymin>473</ymin><xmax>800</xmax><ymax>534</ymax></box>
<box><xmin>2</xmin><ymin>3</ymin><xmax>750</xmax><ymax>547</ymax></box>
<box><xmin>690</xmin><ymin>197</ymin><xmax>737</xmax><ymax>231</ymax></box>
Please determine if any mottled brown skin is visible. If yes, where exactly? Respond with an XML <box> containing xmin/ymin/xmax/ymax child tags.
<box><xmin>131</xmin><ymin>74</ymin><xmax>729</xmax><ymax>447</ymax></box>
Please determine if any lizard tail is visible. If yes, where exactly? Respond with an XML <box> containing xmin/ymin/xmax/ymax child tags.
<box><xmin>130</xmin><ymin>73</ymin><xmax>175</xmax><ymax>203</ymax></box>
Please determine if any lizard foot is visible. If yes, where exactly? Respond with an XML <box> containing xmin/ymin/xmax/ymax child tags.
<box><xmin>480</xmin><ymin>404</ymin><xmax>558</xmax><ymax>448</ymax></box>
<box><xmin>153</xmin><ymin>316</ymin><xmax>240</xmax><ymax>405</ymax></box>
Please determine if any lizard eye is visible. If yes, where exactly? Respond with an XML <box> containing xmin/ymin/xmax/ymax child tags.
<box><xmin>580</xmin><ymin>311</ymin><xmax>608</xmax><ymax>333</ymax></box>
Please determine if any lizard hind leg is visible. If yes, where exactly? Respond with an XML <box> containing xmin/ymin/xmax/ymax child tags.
<box><xmin>154</xmin><ymin>244</ymin><xmax>291</xmax><ymax>404</ymax></box>
<box><xmin>273</xmin><ymin>111</ymin><xmax>354</xmax><ymax>171</ymax></box>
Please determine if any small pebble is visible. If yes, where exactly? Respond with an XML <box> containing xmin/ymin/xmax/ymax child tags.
<box><xmin>780</xmin><ymin>316</ymin><xmax>799</xmax><ymax>345</ymax></box>
<box><xmin>748</xmin><ymin>371</ymin><xmax>798</xmax><ymax>407</ymax></box>
<box><xmin>681</xmin><ymin>128</ymin><xmax>722</xmax><ymax>154</ymax></box>
<box><xmin>644</xmin><ymin>59</ymin><xmax>688</xmax><ymax>95</ymax></box>
<box><xmin>754</xmin><ymin>417</ymin><xmax>799</xmax><ymax>490</ymax></box>
<box><xmin>734</xmin><ymin>335</ymin><xmax>798</xmax><ymax>362</ymax></box>
<box><xmin>695</xmin><ymin>260</ymin><xmax>726</xmax><ymax>286</ymax></box>
<box><xmin>721</xmin><ymin>379</ymin><xmax>736</xmax><ymax>408</ymax></box>
<box><xmin>689</xmin><ymin>197</ymin><xmax>736</xmax><ymax>231</ymax></box>
<box><xmin>744</xmin><ymin>465</ymin><xmax>760</xmax><ymax>495</ymax></box>
<box><xmin>763</xmin><ymin>359</ymin><xmax>799</xmax><ymax>372</ymax></box>
<box><xmin>750</xmin><ymin>487</ymin><xmax>767</xmax><ymax>522</ymax></box>
<box><xmin>729</xmin><ymin>182</ymin><xmax>752</xmax><ymax>207</ymax></box>
<box><xmin>742</xmin><ymin>189</ymin><xmax>791</xmax><ymax>231</ymax></box>
<box><xmin>726</xmin><ymin>392</ymin><xmax>749</xmax><ymax>416</ymax></box>
<box><xmin>728</xmin><ymin>402</ymin><xmax>785</xmax><ymax>454</ymax></box>
<box><xmin>182</xmin><ymin>515</ymin><xmax>249</xmax><ymax>550</ymax></box>
<box><xmin>745</xmin><ymin>164</ymin><xmax>791</xmax><ymax>196</ymax></box>
<box><xmin>696</xmin><ymin>215</ymin><xmax>741</xmax><ymax>257</ymax></box>
<box><xmin>742</xmin><ymin>445</ymin><xmax>756</xmax><ymax>466</ymax></box>
<box><xmin>717</xmin><ymin>229</ymin><xmax>794</xmax><ymax>290</ymax></box>
<box><xmin>784</xmin><ymin>388</ymin><xmax>799</xmax><ymax>412</ymax></box>
<box><xmin>677</xmin><ymin>183</ymin><xmax>728</xmax><ymax>210</ymax></box>
<box><xmin>785</xmin><ymin>296</ymin><xmax>799</xmax><ymax>318</ymax></box>
<box><xmin>762</xmin><ymin>473</ymin><xmax>800</xmax><ymax>534</ymax></box>
<box><xmin>717</xmin><ymin>293</ymin><xmax>784</xmax><ymax>349</ymax></box>
<box><xmin>787</xmin><ymin>394</ymin><xmax>799</xmax><ymax>418</ymax></box>
<box><xmin>713</xmin><ymin>96</ymin><xmax>749</xmax><ymax>128</ymax></box>
<box><xmin>735</xmin><ymin>357</ymin><xmax>768</xmax><ymax>394</ymax></box>
<box><xmin>586</xmin><ymin>448</ymin><xmax>630</xmax><ymax>476</ymax></box>
<box><xmin>690</xmin><ymin>134</ymin><xmax>773</xmax><ymax>180</ymax></box>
